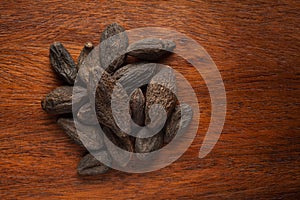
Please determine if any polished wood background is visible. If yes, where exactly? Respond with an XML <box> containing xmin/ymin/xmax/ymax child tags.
<box><xmin>0</xmin><ymin>0</ymin><xmax>299</xmax><ymax>199</ymax></box>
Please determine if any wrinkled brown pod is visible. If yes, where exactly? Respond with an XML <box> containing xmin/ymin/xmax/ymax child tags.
<box><xmin>41</xmin><ymin>86</ymin><xmax>73</xmax><ymax>114</ymax></box>
<box><xmin>100</xmin><ymin>23</ymin><xmax>128</xmax><ymax>74</ymax></box>
<box><xmin>102</xmin><ymin>126</ymin><xmax>133</xmax><ymax>167</ymax></box>
<box><xmin>77</xmin><ymin>152</ymin><xmax>111</xmax><ymax>175</ymax></box>
<box><xmin>130</xmin><ymin>88</ymin><xmax>145</xmax><ymax>127</ymax></box>
<box><xmin>145</xmin><ymin>66</ymin><xmax>177</xmax><ymax>131</ymax></box>
<box><xmin>127</xmin><ymin>38</ymin><xmax>176</xmax><ymax>61</ymax></box>
<box><xmin>164</xmin><ymin>104</ymin><xmax>193</xmax><ymax>143</ymax></box>
<box><xmin>57</xmin><ymin>118</ymin><xmax>104</xmax><ymax>151</ymax></box>
<box><xmin>50</xmin><ymin>42</ymin><xmax>77</xmax><ymax>84</ymax></box>
<box><xmin>76</xmin><ymin>102</ymin><xmax>98</xmax><ymax>125</ymax></box>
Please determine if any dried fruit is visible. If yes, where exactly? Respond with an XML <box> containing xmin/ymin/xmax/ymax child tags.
<box><xmin>164</xmin><ymin>104</ymin><xmax>193</xmax><ymax>143</ymax></box>
<box><xmin>102</xmin><ymin>126</ymin><xmax>133</xmax><ymax>167</ymax></box>
<box><xmin>41</xmin><ymin>86</ymin><xmax>73</xmax><ymax>114</ymax></box>
<box><xmin>100</xmin><ymin>23</ymin><xmax>128</xmax><ymax>74</ymax></box>
<box><xmin>127</xmin><ymin>38</ymin><xmax>176</xmax><ymax>61</ymax></box>
<box><xmin>57</xmin><ymin>118</ymin><xmax>104</xmax><ymax>151</ymax></box>
<box><xmin>135</xmin><ymin>128</ymin><xmax>164</xmax><ymax>160</ymax></box>
<box><xmin>50</xmin><ymin>42</ymin><xmax>77</xmax><ymax>84</ymax></box>
<box><xmin>113</xmin><ymin>62</ymin><xmax>160</xmax><ymax>95</ymax></box>
<box><xmin>145</xmin><ymin>66</ymin><xmax>177</xmax><ymax>131</ymax></box>
<box><xmin>77</xmin><ymin>152</ymin><xmax>111</xmax><ymax>175</ymax></box>
<box><xmin>76</xmin><ymin>102</ymin><xmax>98</xmax><ymax>125</ymax></box>
<box><xmin>130</xmin><ymin>88</ymin><xmax>145</xmax><ymax>127</ymax></box>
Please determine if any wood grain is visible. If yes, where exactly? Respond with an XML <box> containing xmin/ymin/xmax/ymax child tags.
<box><xmin>0</xmin><ymin>0</ymin><xmax>299</xmax><ymax>199</ymax></box>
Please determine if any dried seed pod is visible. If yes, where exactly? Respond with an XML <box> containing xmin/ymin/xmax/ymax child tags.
<box><xmin>49</xmin><ymin>42</ymin><xmax>77</xmax><ymax>84</ymax></box>
<box><xmin>72</xmin><ymin>86</ymin><xmax>88</xmax><ymax>109</ymax></box>
<box><xmin>77</xmin><ymin>42</ymin><xmax>94</xmax><ymax>69</ymax></box>
<box><xmin>57</xmin><ymin>118</ymin><xmax>104</xmax><ymax>151</ymax></box>
<box><xmin>164</xmin><ymin>104</ymin><xmax>193</xmax><ymax>143</ymax></box>
<box><xmin>130</xmin><ymin>88</ymin><xmax>145</xmax><ymax>127</ymax></box>
<box><xmin>76</xmin><ymin>102</ymin><xmax>98</xmax><ymax>125</ymax></box>
<box><xmin>100</xmin><ymin>23</ymin><xmax>128</xmax><ymax>74</ymax></box>
<box><xmin>127</xmin><ymin>38</ymin><xmax>176</xmax><ymax>61</ymax></box>
<box><xmin>41</xmin><ymin>86</ymin><xmax>73</xmax><ymax>114</ymax></box>
<box><xmin>145</xmin><ymin>66</ymin><xmax>177</xmax><ymax>131</ymax></box>
<box><xmin>113</xmin><ymin>62</ymin><xmax>160</xmax><ymax>95</ymax></box>
<box><xmin>102</xmin><ymin>126</ymin><xmax>133</xmax><ymax>167</ymax></box>
<box><xmin>77</xmin><ymin>46</ymin><xmax>100</xmax><ymax>87</ymax></box>
<box><xmin>94</xmin><ymin>68</ymin><xmax>131</xmax><ymax>138</ymax></box>
<box><xmin>135</xmin><ymin>128</ymin><xmax>164</xmax><ymax>160</ymax></box>
<box><xmin>77</xmin><ymin>152</ymin><xmax>111</xmax><ymax>175</ymax></box>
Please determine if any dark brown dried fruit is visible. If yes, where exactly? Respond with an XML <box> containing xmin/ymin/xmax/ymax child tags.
<box><xmin>130</xmin><ymin>88</ymin><xmax>145</xmax><ymax>127</ymax></box>
<box><xmin>164</xmin><ymin>104</ymin><xmax>193</xmax><ymax>143</ymax></box>
<box><xmin>145</xmin><ymin>66</ymin><xmax>177</xmax><ymax>131</ymax></box>
<box><xmin>127</xmin><ymin>38</ymin><xmax>176</xmax><ymax>61</ymax></box>
<box><xmin>41</xmin><ymin>86</ymin><xmax>73</xmax><ymax>114</ymax></box>
<box><xmin>50</xmin><ymin>42</ymin><xmax>77</xmax><ymax>84</ymax></box>
<box><xmin>77</xmin><ymin>152</ymin><xmax>111</xmax><ymax>175</ymax></box>
<box><xmin>113</xmin><ymin>62</ymin><xmax>160</xmax><ymax>95</ymax></box>
<box><xmin>77</xmin><ymin>42</ymin><xmax>94</xmax><ymax>69</ymax></box>
<box><xmin>77</xmin><ymin>46</ymin><xmax>100</xmax><ymax>87</ymax></box>
<box><xmin>100</xmin><ymin>23</ymin><xmax>128</xmax><ymax>74</ymax></box>
<box><xmin>102</xmin><ymin>126</ymin><xmax>133</xmax><ymax>167</ymax></box>
<box><xmin>94</xmin><ymin>68</ymin><xmax>131</xmax><ymax>138</ymax></box>
<box><xmin>135</xmin><ymin>128</ymin><xmax>164</xmax><ymax>160</ymax></box>
<box><xmin>76</xmin><ymin>102</ymin><xmax>98</xmax><ymax>125</ymax></box>
<box><xmin>57</xmin><ymin>118</ymin><xmax>104</xmax><ymax>151</ymax></box>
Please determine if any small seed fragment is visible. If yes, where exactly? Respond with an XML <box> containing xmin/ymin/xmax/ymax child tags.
<box><xmin>100</xmin><ymin>23</ymin><xmax>128</xmax><ymax>74</ymax></box>
<box><xmin>127</xmin><ymin>38</ymin><xmax>176</xmax><ymax>61</ymax></box>
<box><xmin>41</xmin><ymin>86</ymin><xmax>73</xmax><ymax>114</ymax></box>
<box><xmin>57</xmin><ymin>118</ymin><xmax>104</xmax><ymax>151</ymax></box>
<box><xmin>164</xmin><ymin>104</ymin><xmax>193</xmax><ymax>143</ymax></box>
<box><xmin>77</xmin><ymin>152</ymin><xmax>111</xmax><ymax>175</ymax></box>
<box><xmin>50</xmin><ymin>42</ymin><xmax>77</xmax><ymax>84</ymax></box>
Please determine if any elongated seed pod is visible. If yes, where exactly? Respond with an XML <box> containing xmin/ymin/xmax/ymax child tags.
<box><xmin>164</xmin><ymin>104</ymin><xmax>193</xmax><ymax>143</ymax></box>
<box><xmin>57</xmin><ymin>118</ymin><xmax>104</xmax><ymax>151</ymax></box>
<box><xmin>127</xmin><ymin>38</ymin><xmax>176</xmax><ymax>61</ymax></box>
<box><xmin>41</xmin><ymin>86</ymin><xmax>73</xmax><ymax>114</ymax></box>
<box><xmin>77</xmin><ymin>152</ymin><xmax>111</xmax><ymax>175</ymax></box>
<box><xmin>50</xmin><ymin>42</ymin><xmax>77</xmax><ymax>84</ymax></box>
<box><xmin>100</xmin><ymin>23</ymin><xmax>128</xmax><ymax>74</ymax></box>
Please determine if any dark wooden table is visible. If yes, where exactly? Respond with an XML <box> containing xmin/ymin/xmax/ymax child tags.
<box><xmin>1</xmin><ymin>1</ymin><xmax>299</xmax><ymax>199</ymax></box>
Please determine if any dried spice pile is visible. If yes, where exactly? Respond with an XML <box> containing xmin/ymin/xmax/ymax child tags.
<box><xmin>41</xmin><ymin>23</ymin><xmax>193</xmax><ymax>175</ymax></box>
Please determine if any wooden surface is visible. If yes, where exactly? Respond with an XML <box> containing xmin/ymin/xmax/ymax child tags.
<box><xmin>1</xmin><ymin>0</ymin><xmax>299</xmax><ymax>199</ymax></box>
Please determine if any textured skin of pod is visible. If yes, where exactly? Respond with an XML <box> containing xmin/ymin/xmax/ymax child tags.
<box><xmin>57</xmin><ymin>118</ymin><xmax>104</xmax><ymax>151</ymax></box>
<box><xmin>130</xmin><ymin>88</ymin><xmax>145</xmax><ymax>127</ymax></box>
<box><xmin>77</xmin><ymin>152</ymin><xmax>111</xmax><ymax>175</ymax></box>
<box><xmin>49</xmin><ymin>42</ymin><xmax>77</xmax><ymax>85</ymax></box>
<box><xmin>164</xmin><ymin>104</ymin><xmax>193</xmax><ymax>143</ymax></box>
<box><xmin>127</xmin><ymin>38</ymin><xmax>176</xmax><ymax>61</ymax></box>
<box><xmin>113</xmin><ymin>62</ymin><xmax>160</xmax><ymax>95</ymax></box>
<box><xmin>102</xmin><ymin>126</ymin><xmax>133</xmax><ymax>167</ymax></box>
<box><xmin>100</xmin><ymin>23</ymin><xmax>128</xmax><ymax>74</ymax></box>
<box><xmin>145</xmin><ymin>66</ymin><xmax>177</xmax><ymax>130</ymax></box>
<box><xmin>41</xmin><ymin>86</ymin><xmax>73</xmax><ymax>114</ymax></box>
<box><xmin>94</xmin><ymin>68</ymin><xmax>131</xmax><ymax>138</ymax></box>
<box><xmin>135</xmin><ymin>128</ymin><xmax>164</xmax><ymax>160</ymax></box>
<box><xmin>76</xmin><ymin>102</ymin><xmax>99</xmax><ymax>125</ymax></box>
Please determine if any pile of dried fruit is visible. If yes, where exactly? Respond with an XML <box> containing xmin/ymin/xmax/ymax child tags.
<box><xmin>41</xmin><ymin>23</ymin><xmax>193</xmax><ymax>175</ymax></box>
